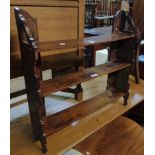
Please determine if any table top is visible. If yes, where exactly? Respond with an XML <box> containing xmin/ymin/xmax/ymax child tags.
<box><xmin>11</xmin><ymin>77</ymin><xmax>144</xmax><ymax>155</ymax></box>
<box><xmin>74</xmin><ymin>116</ymin><xmax>143</xmax><ymax>155</ymax></box>
<box><xmin>84</xmin><ymin>26</ymin><xmax>112</xmax><ymax>36</ymax></box>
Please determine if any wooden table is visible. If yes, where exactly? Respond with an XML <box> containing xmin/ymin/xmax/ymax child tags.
<box><xmin>74</xmin><ymin>116</ymin><xmax>143</xmax><ymax>155</ymax></box>
<box><xmin>11</xmin><ymin>77</ymin><xmax>144</xmax><ymax>155</ymax></box>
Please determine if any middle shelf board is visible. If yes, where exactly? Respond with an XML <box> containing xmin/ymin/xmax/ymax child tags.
<box><xmin>40</xmin><ymin>61</ymin><xmax>130</xmax><ymax>97</ymax></box>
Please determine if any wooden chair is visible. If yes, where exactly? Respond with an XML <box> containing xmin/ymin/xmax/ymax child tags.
<box><xmin>14</xmin><ymin>7</ymin><xmax>135</xmax><ymax>153</ymax></box>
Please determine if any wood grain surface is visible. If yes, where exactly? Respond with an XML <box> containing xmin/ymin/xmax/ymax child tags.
<box><xmin>74</xmin><ymin>116</ymin><xmax>144</xmax><ymax>155</ymax></box>
<box><xmin>42</xmin><ymin>91</ymin><xmax>125</xmax><ymax>136</ymax></box>
<box><xmin>37</xmin><ymin>33</ymin><xmax>135</xmax><ymax>52</ymax></box>
<box><xmin>40</xmin><ymin>62</ymin><xmax>130</xmax><ymax>96</ymax></box>
<box><xmin>10</xmin><ymin>77</ymin><xmax>144</xmax><ymax>155</ymax></box>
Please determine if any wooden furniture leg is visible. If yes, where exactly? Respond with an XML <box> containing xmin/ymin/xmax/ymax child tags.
<box><xmin>52</xmin><ymin>68</ymin><xmax>83</xmax><ymax>101</ymax></box>
<box><xmin>131</xmin><ymin>44</ymin><xmax>140</xmax><ymax>84</ymax></box>
<box><xmin>75</xmin><ymin>84</ymin><xmax>83</xmax><ymax>101</ymax></box>
<box><xmin>107</xmin><ymin>68</ymin><xmax>130</xmax><ymax>105</ymax></box>
<box><xmin>40</xmin><ymin>97</ymin><xmax>46</xmax><ymax>117</ymax></box>
<box><xmin>107</xmin><ymin>38</ymin><xmax>137</xmax><ymax>105</ymax></box>
<box><xmin>39</xmin><ymin>123</ymin><xmax>48</xmax><ymax>153</ymax></box>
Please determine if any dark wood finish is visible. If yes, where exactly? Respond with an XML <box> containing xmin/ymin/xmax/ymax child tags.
<box><xmin>11</xmin><ymin>0</ymin><xmax>85</xmax><ymax>101</ymax></box>
<box><xmin>42</xmin><ymin>91</ymin><xmax>125</xmax><ymax>136</ymax></box>
<box><xmin>40</xmin><ymin>62</ymin><xmax>130</xmax><ymax>97</ymax></box>
<box><xmin>38</xmin><ymin>33</ymin><xmax>135</xmax><ymax>52</ymax></box>
<box><xmin>112</xmin><ymin>9</ymin><xmax>140</xmax><ymax>84</ymax></box>
<box><xmin>74</xmin><ymin>116</ymin><xmax>143</xmax><ymax>155</ymax></box>
<box><xmin>112</xmin><ymin>9</ymin><xmax>137</xmax><ymax>33</ymax></box>
<box><xmin>132</xmin><ymin>0</ymin><xmax>144</xmax><ymax>39</ymax></box>
<box><xmin>126</xmin><ymin>100</ymin><xmax>144</xmax><ymax>126</ymax></box>
<box><xmin>138</xmin><ymin>41</ymin><xmax>144</xmax><ymax>80</ymax></box>
<box><xmin>14</xmin><ymin>7</ymin><xmax>137</xmax><ymax>153</ymax></box>
<box><xmin>14</xmin><ymin>7</ymin><xmax>47</xmax><ymax>152</ymax></box>
<box><xmin>10</xmin><ymin>89</ymin><xmax>26</xmax><ymax>98</ymax></box>
<box><xmin>85</xmin><ymin>28</ymin><xmax>139</xmax><ymax>85</ymax></box>
<box><xmin>139</xmin><ymin>59</ymin><xmax>144</xmax><ymax>79</ymax></box>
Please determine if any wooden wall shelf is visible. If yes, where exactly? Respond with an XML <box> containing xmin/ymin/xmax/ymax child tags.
<box><xmin>12</xmin><ymin>5</ymin><xmax>138</xmax><ymax>153</ymax></box>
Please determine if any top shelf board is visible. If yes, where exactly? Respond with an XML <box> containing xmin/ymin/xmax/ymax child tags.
<box><xmin>39</xmin><ymin>33</ymin><xmax>136</xmax><ymax>52</ymax></box>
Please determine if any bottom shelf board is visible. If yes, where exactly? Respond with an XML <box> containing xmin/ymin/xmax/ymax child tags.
<box><xmin>43</xmin><ymin>90</ymin><xmax>125</xmax><ymax>136</ymax></box>
<box><xmin>10</xmin><ymin>78</ymin><xmax>144</xmax><ymax>155</ymax></box>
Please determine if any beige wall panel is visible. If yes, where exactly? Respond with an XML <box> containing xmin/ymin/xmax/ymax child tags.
<box><xmin>11</xmin><ymin>6</ymin><xmax>78</xmax><ymax>56</ymax></box>
<box><xmin>11</xmin><ymin>0</ymin><xmax>78</xmax><ymax>7</ymax></box>
<box><xmin>10</xmin><ymin>0</ymin><xmax>84</xmax><ymax>80</ymax></box>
